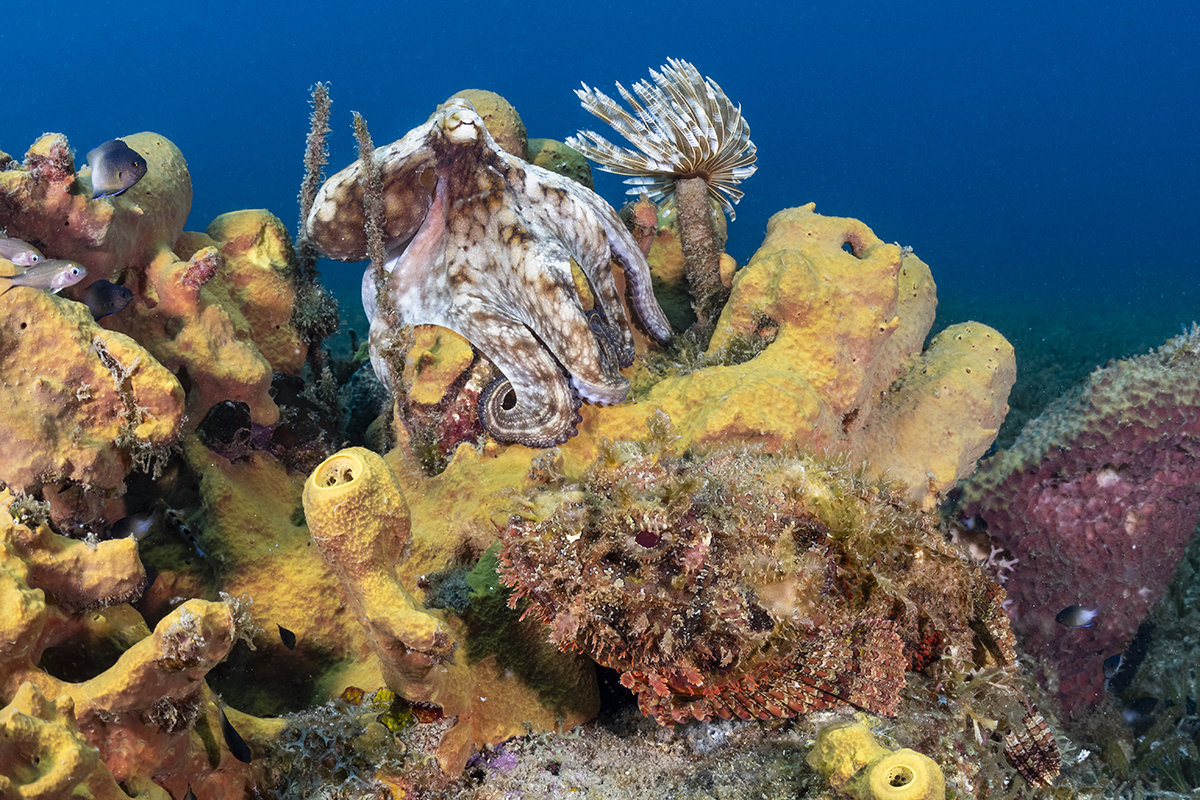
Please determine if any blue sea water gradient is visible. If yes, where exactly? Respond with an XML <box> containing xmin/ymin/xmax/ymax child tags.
<box><xmin>4</xmin><ymin>0</ymin><xmax>1198</xmax><ymax>359</ymax></box>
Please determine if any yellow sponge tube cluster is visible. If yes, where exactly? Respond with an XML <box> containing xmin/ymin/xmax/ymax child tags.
<box><xmin>807</xmin><ymin>722</ymin><xmax>945</xmax><ymax>800</ymax></box>
<box><xmin>303</xmin><ymin>447</ymin><xmax>454</xmax><ymax>690</ymax></box>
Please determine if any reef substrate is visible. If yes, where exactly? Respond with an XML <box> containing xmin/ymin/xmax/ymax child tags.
<box><xmin>0</xmin><ymin>89</ymin><xmax>1082</xmax><ymax>799</ymax></box>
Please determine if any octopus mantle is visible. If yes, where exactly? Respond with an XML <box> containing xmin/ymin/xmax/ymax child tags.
<box><xmin>306</xmin><ymin>99</ymin><xmax>671</xmax><ymax>447</ymax></box>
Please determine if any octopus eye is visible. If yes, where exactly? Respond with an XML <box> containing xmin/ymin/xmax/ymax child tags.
<box><xmin>635</xmin><ymin>530</ymin><xmax>662</xmax><ymax>548</ymax></box>
<box><xmin>498</xmin><ymin>389</ymin><xmax>517</xmax><ymax>411</ymax></box>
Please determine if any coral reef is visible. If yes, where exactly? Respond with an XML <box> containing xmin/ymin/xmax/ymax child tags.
<box><xmin>0</xmin><ymin>132</ymin><xmax>191</xmax><ymax>282</ymax></box>
<box><xmin>303</xmin><ymin>447</ymin><xmax>599</xmax><ymax>775</ymax></box>
<box><xmin>0</xmin><ymin>82</ymin><xmax>1050</xmax><ymax>799</ymax></box>
<box><xmin>503</xmin><ymin>204</ymin><xmax>1012</xmax><ymax>510</ymax></box>
<box><xmin>0</xmin><ymin>286</ymin><xmax>184</xmax><ymax>514</ymax></box>
<box><xmin>495</xmin><ymin>423</ymin><xmax>1059</xmax><ymax>787</ymax></box>
<box><xmin>0</xmin><ymin>488</ymin><xmax>260</xmax><ymax>798</ymax></box>
<box><xmin>960</xmin><ymin>324</ymin><xmax>1200</xmax><ymax>717</ymax></box>
<box><xmin>105</xmin><ymin>209</ymin><xmax>305</xmax><ymax>427</ymax></box>
<box><xmin>0</xmin><ymin>682</ymin><xmax>137</xmax><ymax>800</ymax></box>
<box><xmin>807</xmin><ymin>721</ymin><xmax>945</xmax><ymax>800</ymax></box>
<box><xmin>1</xmin><ymin>131</ymin><xmax>308</xmax><ymax>441</ymax></box>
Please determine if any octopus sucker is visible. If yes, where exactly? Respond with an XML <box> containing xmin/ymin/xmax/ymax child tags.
<box><xmin>308</xmin><ymin>97</ymin><xmax>672</xmax><ymax>447</ymax></box>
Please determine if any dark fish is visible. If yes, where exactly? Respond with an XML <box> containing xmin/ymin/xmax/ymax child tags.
<box><xmin>143</xmin><ymin>563</ymin><xmax>158</xmax><ymax>593</ymax></box>
<box><xmin>278</xmin><ymin>624</ymin><xmax>297</xmax><ymax>650</ymax></box>
<box><xmin>0</xmin><ymin>259</ymin><xmax>87</xmax><ymax>295</ymax></box>
<box><xmin>1055</xmin><ymin>604</ymin><xmax>1099</xmax><ymax>628</ymax></box>
<box><xmin>164</xmin><ymin>509</ymin><xmax>206</xmax><ymax>559</ymax></box>
<box><xmin>1102</xmin><ymin>653</ymin><xmax>1124</xmax><ymax>679</ymax></box>
<box><xmin>183</xmin><ymin>786</ymin><xmax>197</xmax><ymax>800</ymax></box>
<box><xmin>87</xmin><ymin>139</ymin><xmax>147</xmax><ymax>199</ymax></box>
<box><xmin>218</xmin><ymin>703</ymin><xmax>252</xmax><ymax>763</ymax></box>
<box><xmin>0</xmin><ymin>235</ymin><xmax>44</xmax><ymax>267</ymax></box>
<box><xmin>83</xmin><ymin>279</ymin><xmax>134</xmax><ymax>319</ymax></box>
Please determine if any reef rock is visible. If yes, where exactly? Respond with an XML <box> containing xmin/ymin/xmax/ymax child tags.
<box><xmin>960</xmin><ymin>324</ymin><xmax>1200</xmax><ymax>716</ymax></box>
<box><xmin>0</xmin><ymin>132</ymin><xmax>191</xmax><ymax>283</ymax></box>
<box><xmin>0</xmin><ymin>488</ymin><xmax>259</xmax><ymax>798</ymax></box>
<box><xmin>0</xmin><ymin>287</ymin><xmax>184</xmax><ymax>507</ymax></box>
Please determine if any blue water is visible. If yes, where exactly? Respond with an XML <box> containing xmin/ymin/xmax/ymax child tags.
<box><xmin>5</xmin><ymin>0</ymin><xmax>1198</xmax><ymax>363</ymax></box>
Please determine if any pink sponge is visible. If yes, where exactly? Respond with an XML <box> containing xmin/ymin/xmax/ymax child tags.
<box><xmin>960</xmin><ymin>326</ymin><xmax>1200</xmax><ymax>717</ymax></box>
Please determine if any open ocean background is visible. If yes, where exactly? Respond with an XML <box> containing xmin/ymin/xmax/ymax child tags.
<box><xmin>5</xmin><ymin>0</ymin><xmax>1198</xmax><ymax>434</ymax></box>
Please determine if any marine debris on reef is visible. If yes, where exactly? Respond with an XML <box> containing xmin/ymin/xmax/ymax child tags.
<box><xmin>305</xmin><ymin>95</ymin><xmax>672</xmax><ymax>449</ymax></box>
<box><xmin>960</xmin><ymin>323</ymin><xmax>1200</xmax><ymax>718</ymax></box>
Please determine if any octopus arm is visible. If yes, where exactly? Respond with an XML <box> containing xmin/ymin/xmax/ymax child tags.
<box><xmin>591</xmin><ymin>199</ymin><xmax>673</xmax><ymax>344</ymax></box>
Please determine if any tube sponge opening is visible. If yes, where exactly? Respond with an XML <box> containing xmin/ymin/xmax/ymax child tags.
<box><xmin>807</xmin><ymin>722</ymin><xmax>945</xmax><ymax>800</ymax></box>
<box><xmin>861</xmin><ymin>748</ymin><xmax>944</xmax><ymax>800</ymax></box>
<box><xmin>303</xmin><ymin>447</ymin><xmax>410</xmax><ymax>569</ymax></box>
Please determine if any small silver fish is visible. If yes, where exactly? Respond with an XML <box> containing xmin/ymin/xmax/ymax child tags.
<box><xmin>0</xmin><ymin>259</ymin><xmax>87</xmax><ymax>295</ymax></box>
<box><xmin>0</xmin><ymin>235</ymin><xmax>44</xmax><ymax>267</ymax></box>
<box><xmin>87</xmin><ymin>139</ymin><xmax>147</xmax><ymax>199</ymax></box>
<box><xmin>83</xmin><ymin>279</ymin><xmax>135</xmax><ymax>319</ymax></box>
<box><xmin>1055</xmin><ymin>604</ymin><xmax>1100</xmax><ymax>628</ymax></box>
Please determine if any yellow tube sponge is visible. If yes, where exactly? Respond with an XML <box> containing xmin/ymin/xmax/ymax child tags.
<box><xmin>304</xmin><ymin>447</ymin><xmax>600</xmax><ymax>776</ymax></box>
<box><xmin>808</xmin><ymin>722</ymin><xmax>945</xmax><ymax>800</ymax></box>
<box><xmin>303</xmin><ymin>447</ymin><xmax>454</xmax><ymax>689</ymax></box>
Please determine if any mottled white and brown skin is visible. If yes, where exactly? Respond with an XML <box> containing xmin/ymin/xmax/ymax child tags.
<box><xmin>307</xmin><ymin>99</ymin><xmax>672</xmax><ymax>447</ymax></box>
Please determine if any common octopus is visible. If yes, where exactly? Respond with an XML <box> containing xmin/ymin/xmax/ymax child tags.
<box><xmin>305</xmin><ymin>99</ymin><xmax>672</xmax><ymax>447</ymax></box>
